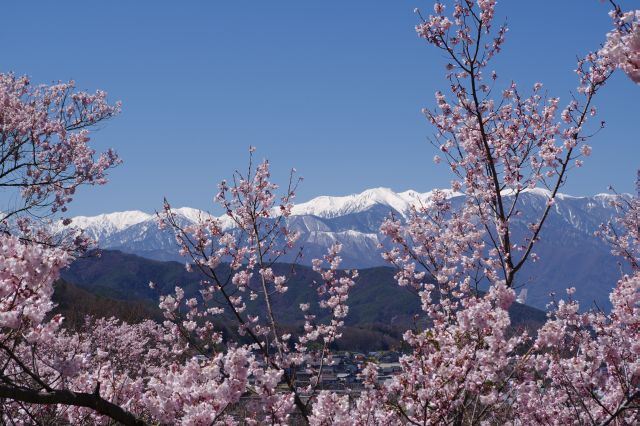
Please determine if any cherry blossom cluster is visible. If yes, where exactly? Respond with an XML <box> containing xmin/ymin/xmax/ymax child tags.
<box><xmin>0</xmin><ymin>234</ymin><xmax>174</xmax><ymax>424</ymax></box>
<box><xmin>0</xmin><ymin>224</ymin><xmax>298</xmax><ymax>424</ymax></box>
<box><xmin>510</xmin><ymin>274</ymin><xmax>640</xmax><ymax>423</ymax></box>
<box><xmin>411</xmin><ymin>1</ymin><xmax>618</xmax><ymax>289</ymax></box>
<box><xmin>382</xmin><ymin>283</ymin><xmax>524</xmax><ymax>424</ymax></box>
<box><xmin>0</xmin><ymin>234</ymin><xmax>69</xmax><ymax>330</ymax></box>
<box><xmin>0</xmin><ymin>73</ymin><xmax>121</xmax><ymax>255</ymax></box>
<box><xmin>302</xmin><ymin>1</ymin><xmax>640</xmax><ymax>424</ymax></box>
<box><xmin>380</xmin><ymin>191</ymin><xmax>488</xmax><ymax>312</ymax></box>
<box><xmin>0</xmin><ymin>1</ymin><xmax>638</xmax><ymax>424</ymax></box>
<box><xmin>0</xmin><ymin>74</ymin><xmax>121</xmax><ymax>221</ymax></box>
<box><xmin>597</xmin><ymin>174</ymin><xmax>640</xmax><ymax>272</ymax></box>
<box><xmin>143</xmin><ymin>346</ymin><xmax>254</xmax><ymax>424</ymax></box>
<box><xmin>156</xmin><ymin>148</ymin><xmax>358</xmax><ymax>422</ymax></box>
<box><xmin>313</xmin><ymin>273</ymin><xmax>638</xmax><ymax>424</ymax></box>
<box><xmin>302</xmin><ymin>243</ymin><xmax>357</xmax><ymax>345</ymax></box>
<box><xmin>600</xmin><ymin>4</ymin><xmax>640</xmax><ymax>83</ymax></box>
<box><xmin>157</xmin><ymin>148</ymin><xmax>303</xmax><ymax>355</ymax></box>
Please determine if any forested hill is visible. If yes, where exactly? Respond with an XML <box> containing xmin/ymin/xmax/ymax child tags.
<box><xmin>59</xmin><ymin>250</ymin><xmax>546</xmax><ymax>340</ymax></box>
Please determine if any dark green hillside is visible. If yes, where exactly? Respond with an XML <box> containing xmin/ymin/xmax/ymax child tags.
<box><xmin>51</xmin><ymin>280</ymin><xmax>161</xmax><ymax>327</ymax></box>
<box><xmin>61</xmin><ymin>250</ymin><xmax>200</xmax><ymax>300</ymax></box>
<box><xmin>61</xmin><ymin>250</ymin><xmax>547</xmax><ymax>329</ymax></box>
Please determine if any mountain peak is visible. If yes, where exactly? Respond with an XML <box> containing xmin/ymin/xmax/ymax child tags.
<box><xmin>54</xmin><ymin>210</ymin><xmax>152</xmax><ymax>240</ymax></box>
<box><xmin>289</xmin><ymin>187</ymin><xmax>468</xmax><ymax>219</ymax></box>
<box><xmin>171</xmin><ymin>207</ymin><xmax>212</xmax><ymax>222</ymax></box>
<box><xmin>291</xmin><ymin>187</ymin><xmax>415</xmax><ymax>218</ymax></box>
<box><xmin>361</xmin><ymin>187</ymin><xmax>396</xmax><ymax>197</ymax></box>
<box><xmin>68</xmin><ymin>210</ymin><xmax>149</xmax><ymax>229</ymax></box>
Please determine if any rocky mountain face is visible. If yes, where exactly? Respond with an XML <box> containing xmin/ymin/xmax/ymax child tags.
<box><xmin>59</xmin><ymin>188</ymin><xmax>630</xmax><ymax>310</ymax></box>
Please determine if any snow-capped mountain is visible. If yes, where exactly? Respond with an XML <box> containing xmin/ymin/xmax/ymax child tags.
<box><xmin>59</xmin><ymin>187</ymin><xmax>631</xmax><ymax>311</ymax></box>
<box><xmin>289</xmin><ymin>187</ymin><xmax>459</xmax><ymax>219</ymax></box>
<box><xmin>51</xmin><ymin>210</ymin><xmax>152</xmax><ymax>241</ymax></box>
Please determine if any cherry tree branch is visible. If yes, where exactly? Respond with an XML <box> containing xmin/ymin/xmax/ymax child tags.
<box><xmin>0</xmin><ymin>384</ymin><xmax>146</xmax><ymax>426</ymax></box>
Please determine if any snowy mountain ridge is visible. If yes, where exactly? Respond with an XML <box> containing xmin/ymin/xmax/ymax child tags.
<box><xmin>62</xmin><ymin>186</ymin><xmax>617</xmax><ymax>231</ymax></box>
<box><xmin>56</xmin><ymin>187</ymin><xmax>631</xmax><ymax>311</ymax></box>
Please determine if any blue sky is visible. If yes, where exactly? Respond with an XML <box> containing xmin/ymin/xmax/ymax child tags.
<box><xmin>1</xmin><ymin>1</ymin><xmax>638</xmax><ymax>216</ymax></box>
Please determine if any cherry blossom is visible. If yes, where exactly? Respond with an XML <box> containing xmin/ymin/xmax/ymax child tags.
<box><xmin>0</xmin><ymin>74</ymin><xmax>121</xmax><ymax>250</ymax></box>
<box><xmin>0</xmin><ymin>1</ymin><xmax>638</xmax><ymax>424</ymax></box>
<box><xmin>600</xmin><ymin>5</ymin><xmax>640</xmax><ymax>83</ymax></box>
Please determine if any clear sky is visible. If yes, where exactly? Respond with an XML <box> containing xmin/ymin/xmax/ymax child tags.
<box><xmin>1</xmin><ymin>1</ymin><xmax>638</xmax><ymax>216</ymax></box>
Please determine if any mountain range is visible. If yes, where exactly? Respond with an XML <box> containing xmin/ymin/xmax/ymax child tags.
<box><xmin>58</xmin><ymin>187</ymin><xmax>630</xmax><ymax>311</ymax></box>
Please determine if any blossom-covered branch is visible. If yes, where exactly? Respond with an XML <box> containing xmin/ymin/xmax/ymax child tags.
<box><xmin>0</xmin><ymin>73</ymin><xmax>121</xmax><ymax>251</ymax></box>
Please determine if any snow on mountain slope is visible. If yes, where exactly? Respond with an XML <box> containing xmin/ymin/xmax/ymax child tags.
<box><xmin>58</xmin><ymin>187</ymin><xmax>632</xmax><ymax>311</ymax></box>
<box><xmin>54</xmin><ymin>210</ymin><xmax>152</xmax><ymax>241</ymax></box>
<box><xmin>55</xmin><ymin>208</ymin><xmax>217</xmax><ymax>243</ymax></box>
<box><xmin>61</xmin><ymin>187</ymin><xmax>623</xmax><ymax>239</ymax></box>
<box><xmin>290</xmin><ymin>187</ymin><xmax>461</xmax><ymax>218</ymax></box>
<box><xmin>169</xmin><ymin>207</ymin><xmax>213</xmax><ymax>223</ymax></box>
<box><xmin>290</xmin><ymin>187</ymin><xmax>403</xmax><ymax>218</ymax></box>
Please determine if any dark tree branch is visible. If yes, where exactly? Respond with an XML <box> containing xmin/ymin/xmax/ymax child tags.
<box><xmin>0</xmin><ymin>384</ymin><xmax>147</xmax><ymax>426</ymax></box>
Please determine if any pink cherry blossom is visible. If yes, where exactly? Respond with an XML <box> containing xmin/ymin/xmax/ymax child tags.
<box><xmin>0</xmin><ymin>1</ymin><xmax>638</xmax><ymax>424</ymax></box>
